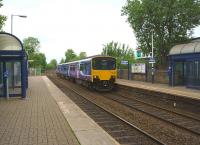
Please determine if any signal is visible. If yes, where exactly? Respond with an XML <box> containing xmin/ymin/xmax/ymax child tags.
<box><xmin>135</xmin><ymin>48</ymin><xmax>142</xmax><ymax>59</ymax></box>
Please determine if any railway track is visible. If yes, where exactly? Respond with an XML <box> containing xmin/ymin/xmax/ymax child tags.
<box><xmin>101</xmin><ymin>92</ymin><xmax>200</xmax><ymax>136</ymax></box>
<box><xmin>117</xmin><ymin>85</ymin><xmax>200</xmax><ymax>119</ymax></box>
<box><xmin>114</xmin><ymin>88</ymin><xmax>200</xmax><ymax>122</ymax></box>
<box><xmin>48</xmin><ymin>76</ymin><xmax>165</xmax><ymax>145</ymax></box>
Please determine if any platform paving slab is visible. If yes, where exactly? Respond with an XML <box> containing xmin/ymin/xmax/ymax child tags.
<box><xmin>43</xmin><ymin>76</ymin><xmax>120</xmax><ymax>145</ymax></box>
<box><xmin>116</xmin><ymin>79</ymin><xmax>200</xmax><ymax>100</ymax></box>
<box><xmin>0</xmin><ymin>76</ymin><xmax>80</xmax><ymax>145</ymax></box>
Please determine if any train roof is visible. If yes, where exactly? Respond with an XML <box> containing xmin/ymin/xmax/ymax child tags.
<box><xmin>58</xmin><ymin>55</ymin><xmax>115</xmax><ymax>66</ymax></box>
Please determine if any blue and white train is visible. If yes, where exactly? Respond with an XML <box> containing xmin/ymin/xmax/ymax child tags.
<box><xmin>56</xmin><ymin>55</ymin><xmax>117</xmax><ymax>91</ymax></box>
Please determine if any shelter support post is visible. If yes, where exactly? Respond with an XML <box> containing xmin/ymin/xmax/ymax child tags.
<box><xmin>21</xmin><ymin>58</ymin><xmax>27</xmax><ymax>98</ymax></box>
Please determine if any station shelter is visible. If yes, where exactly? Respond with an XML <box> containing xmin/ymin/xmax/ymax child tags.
<box><xmin>0</xmin><ymin>32</ymin><xmax>28</xmax><ymax>98</ymax></box>
<box><xmin>168</xmin><ymin>38</ymin><xmax>200</xmax><ymax>89</ymax></box>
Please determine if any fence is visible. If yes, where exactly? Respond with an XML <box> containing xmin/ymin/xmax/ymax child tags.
<box><xmin>29</xmin><ymin>68</ymin><xmax>42</xmax><ymax>76</ymax></box>
<box><xmin>118</xmin><ymin>69</ymin><xmax>169</xmax><ymax>84</ymax></box>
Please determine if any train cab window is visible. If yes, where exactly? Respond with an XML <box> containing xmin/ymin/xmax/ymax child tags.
<box><xmin>93</xmin><ymin>57</ymin><xmax>116</xmax><ymax>70</ymax></box>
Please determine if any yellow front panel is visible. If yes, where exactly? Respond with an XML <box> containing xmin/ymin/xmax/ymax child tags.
<box><xmin>92</xmin><ymin>69</ymin><xmax>117</xmax><ymax>81</ymax></box>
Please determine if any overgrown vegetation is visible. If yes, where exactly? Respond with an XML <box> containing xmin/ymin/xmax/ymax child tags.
<box><xmin>46</xmin><ymin>59</ymin><xmax>57</xmax><ymax>69</ymax></box>
<box><xmin>101</xmin><ymin>41</ymin><xmax>135</xmax><ymax>68</ymax></box>
<box><xmin>23</xmin><ymin>37</ymin><xmax>47</xmax><ymax>72</ymax></box>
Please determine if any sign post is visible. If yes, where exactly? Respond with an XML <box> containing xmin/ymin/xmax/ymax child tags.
<box><xmin>150</xmin><ymin>32</ymin><xmax>155</xmax><ymax>83</ymax></box>
<box><xmin>4</xmin><ymin>70</ymin><xmax>9</xmax><ymax>99</ymax></box>
<box><xmin>149</xmin><ymin>58</ymin><xmax>156</xmax><ymax>84</ymax></box>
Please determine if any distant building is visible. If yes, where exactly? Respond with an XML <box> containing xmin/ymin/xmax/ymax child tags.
<box><xmin>168</xmin><ymin>37</ymin><xmax>200</xmax><ymax>89</ymax></box>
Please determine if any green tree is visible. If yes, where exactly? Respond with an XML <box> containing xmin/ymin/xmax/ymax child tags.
<box><xmin>60</xmin><ymin>58</ymin><xmax>65</xmax><ymax>63</ymax></box>
<box><xmin>29</xmin><ymin>53</ymin><xmax>47</xmax><ymax>72</ymax></box>
<box><xmin>23</xmin><ymin>37</ymin><xmax>40</xmax><ymax>56</ymax></box>
<box><xmin>47</xmin><ymin>59</ymin><xmax>57</xmax><ymax>69</ymax></box>
<box><xmin>122</xmin><ymin>0</ymin><xmax>200</xmax><ymax>65</ymax></box>
<box><xmin>77</xmin><ymin>52</ymin><xmax>87</xmax><ymax>60</ymax></box>
<box><xmin>101</xmin><ymin>41</ymin><xmax>134</xmax><ymax>67</ymax></box>
<box><xmin>23</xmin><ymin>37</ymin><xmax>47</xmax><ymax>72</ymax></box>
<box><xmin>64</xmin><ymin>49</ymin><xmax>77</xmax><ymax>62</ymax></box>
<box><xmin>0</xmin><ymin>0</ymin><xmax>6</xmax><ymax>31</ymax></box>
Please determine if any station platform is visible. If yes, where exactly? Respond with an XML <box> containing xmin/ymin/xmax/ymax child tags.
<box><xmin>116</xmin><ymin>79</ymin><xmax>200</xmax><ymax>100</ymax></box>
<box><xmin>0</xmin><ymin>76</ymin><xmax>119</xmax><ymax>145</ymax></box>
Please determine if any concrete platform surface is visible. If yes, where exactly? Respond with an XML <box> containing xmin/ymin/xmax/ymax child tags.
<box><xmin>0</xmin><ymin>76</ymin><xmax>80</xmax><ymax>145</ymax></box>
<box><xmin>0</xmin><ymin>76</ymin><xmax>120</xmax><ymax>145</ymax></box>
<box><xmin>43</xmin><ymin>76</ymin><xmax>120</xmax><ymax>145</ymax></box>
<box><xmin>116</xmin><ymin>79</ymin><xmax>200</xmax><ymax>100</ymax></box>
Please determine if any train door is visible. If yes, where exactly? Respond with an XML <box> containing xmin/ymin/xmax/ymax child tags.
<box><xmin>76</xmin><ymin>63</ymin><xmax>79</xmax><ymax>78</ymax></box>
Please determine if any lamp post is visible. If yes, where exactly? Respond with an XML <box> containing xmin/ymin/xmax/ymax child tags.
<box><xmin>11</xmin><ymin>14</ymin><xmax>27</xmax><ymax>34</ymax></box>
<box><xmin>10</xmin><ymin>14</ymin><xmax>27</xmax><ymax>95</ymax></box>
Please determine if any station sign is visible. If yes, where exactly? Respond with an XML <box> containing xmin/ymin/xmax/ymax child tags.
<box><xmin>149</xmin><ymin>57</ymin><xmax>156</xmax><ymax>63</ymax></box>
<box><xmin>131</xmin><ymin>63</ymin><xmax>146</xmax><ymax>74</ymax></box>
<box><xmin>121</xmin><ymin>60</ymin><xmax>128</xmax><ymax>65</ymax></box>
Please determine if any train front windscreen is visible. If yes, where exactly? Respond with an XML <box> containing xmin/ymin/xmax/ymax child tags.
<box><xmin>92</xmin><ymin>57</ymin><xmax>116</xmax><ymax>70</ymax></box>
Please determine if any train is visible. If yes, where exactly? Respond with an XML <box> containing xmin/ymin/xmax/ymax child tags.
<box><xmin>56</xmin><ymin>55</ymin><xmax>117</xmax><ymax>91</ymax></box>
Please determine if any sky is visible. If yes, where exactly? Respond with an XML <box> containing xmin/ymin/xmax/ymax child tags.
<box><xmin>0</xmin><ymin>0</ymin><xmax>137</xmax><ymax>63</ymax></box>
<box><xmin>0</xmin><ymin>0</ymin><xmax>200</xmax><ymax>63</ymax></box>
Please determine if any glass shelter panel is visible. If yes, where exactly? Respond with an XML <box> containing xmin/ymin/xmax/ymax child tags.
<box><xmin>174</xmin><ymin>61</ymin><xmax>185</xmax><ymax>86</ymax></box>
<box><xmin>186</xmin><ymin>60</ymin><xmax>200</xmax><ymax>88</ymax></box>
<box><xmin>6</xmin><ymin>61</ymin><xmax>21</xmax><ymax>95</ymax></box>
<box><xmin>0</xmin><ymin>62</ymin><xmax>3</xmax><ymax>96</ymax></box>
<box><xmin>193</xmin><ymin>60</ymin><xmax>200</xmax><ymax>86</ymax></box>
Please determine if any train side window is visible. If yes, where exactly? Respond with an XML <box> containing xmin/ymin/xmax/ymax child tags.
<box><xmin>70</xmin><ymin>65</ymin><xmax>75</xmax><ymax>71</ymax></box>
<box><xmin>64</xmin><ymin>66</ymin><xmax>67</xmax><ymax>71</ymax></box>
<box><xmin>80</xmin><ymin>64</ymin><xmax>83</xmax><ymax>71</ymax></box>
<box><xmin>85</xmin><ymin>63</ymin><xmax>91</xmax><ymax>75</ymax></box>
<box><xmin>82</xmin><ymin>64</ymin><xmax>86</xmax><ymax>74</ymax></box>
<box><xmin>92</xmin><ymin>61</ymin><xmax>96</xmax><ymax>69</ymax></box>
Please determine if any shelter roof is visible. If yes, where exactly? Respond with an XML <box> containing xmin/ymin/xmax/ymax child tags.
<box><xmin>169</xmin><ymin>41</ymin><xmax>200</xmax><ymax>55</ymax></box>
<box><xmin>0</xmin><ymin>32</ymin><xmax>23</xmax><ymax>51</ymax></box>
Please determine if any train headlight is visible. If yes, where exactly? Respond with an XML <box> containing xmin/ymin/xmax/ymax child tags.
<box><xmin>110</xmin><ymin>75</ymin><xmax>116</xmax><ymax>82</ymax></box>
<box><xmin>93</xmin><ymin>75</ymin><xmax>99</xmax><ymax>80</ymax></box>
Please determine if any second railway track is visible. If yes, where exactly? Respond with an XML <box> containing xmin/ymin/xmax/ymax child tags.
<box><xmin>101</xmin><ymin>92</ymin><xmax>200</xmax><ymax>135</ymax></box>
